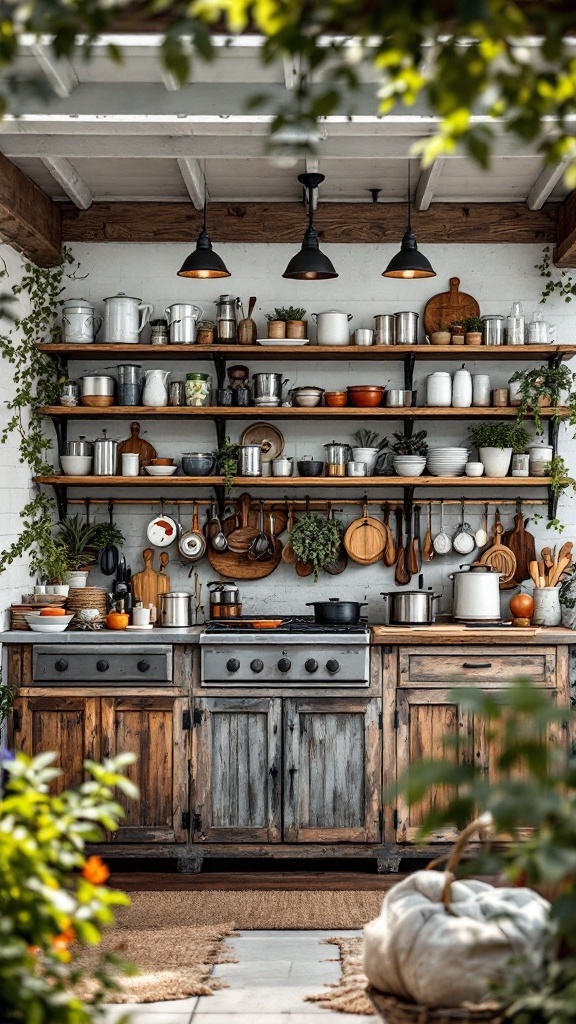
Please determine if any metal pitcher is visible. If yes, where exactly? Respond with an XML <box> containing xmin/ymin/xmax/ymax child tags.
<box><xmin>165</xmin><ymin>303</ymin><xmax>204</xmax><ymax>345</ymax></box>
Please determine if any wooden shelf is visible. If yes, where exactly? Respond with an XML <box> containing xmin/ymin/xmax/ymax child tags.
<box><xmin>39</xmin><ymin>405</ymin><xmax>567</xmax><ymax>420</ymax></box>
<box><xmin>36</xmin><ymin>475</ymin><xmax>553</xmax><ymax>488</ymax></box>
<box><xmin>37</xmin><ymin>343</ymin><xmax>576</xmax><ymax>362</ymax></box>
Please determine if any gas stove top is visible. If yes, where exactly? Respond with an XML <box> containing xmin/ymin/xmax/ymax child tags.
<box><xmin>204</xmin><ymin>616</ymin><xmax>368</xmax><ymax>635</ymax></box>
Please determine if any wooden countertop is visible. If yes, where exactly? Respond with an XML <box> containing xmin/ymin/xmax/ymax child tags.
<box><xmin>370</xmin><ymin>624</ymin><xmax>576</xmax><ymax>644</ymax></box>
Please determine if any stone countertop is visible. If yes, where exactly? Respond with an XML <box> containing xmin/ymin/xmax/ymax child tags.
<box><xmin>370</xmin><ymin>624</ymin><xmax>576</xmax><ymax>644</ymax></box>
<box><xmin>0</xmin><ymin>627</ymin><xmax>203</xmax><ymax>644</ymax></box>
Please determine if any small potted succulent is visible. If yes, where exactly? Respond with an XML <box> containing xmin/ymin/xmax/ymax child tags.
<box><xmin>468</xmin><ymin>422</ymin><xmax>530</xmax><ymax>477</ymax></box>
<box><xmin>464</xmin><ymin>315</ymin><xmax>484</xmax><ymax>346</ymax></box>
<box><xmin>430</xmin><ymin>323</ymin><xmax>451</xmax><ymax>346</ymax></box>
<box><xmin>265</xmin><ymin>306</ymin><xmax>307</xmax><ymax>340</ymax></box>
<box><xmin>390</xmin><ymin>430</ymin><xmax>428</xmax><ymax>477</ymax></box>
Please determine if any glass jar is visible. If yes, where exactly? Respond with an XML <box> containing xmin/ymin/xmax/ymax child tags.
<box><xmin>60</xmin><ymin>380</ymin><xmax>80</xmax><ymax>407</ymax></box>
<box><xmin>511</xmin><ymin>454</ymin><xmax>530</xmax><ymax>477</ymax></box>
<box><xmin>185</xmin><ymin>372</ymin><xmax>212</xmax><ymax>407</ymax></box>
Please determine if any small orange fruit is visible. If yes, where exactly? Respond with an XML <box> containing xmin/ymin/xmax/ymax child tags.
<box><xmin>40</xmin><ymin>607</ymin><xmax>67</xmax><ymax>617</ymax></box>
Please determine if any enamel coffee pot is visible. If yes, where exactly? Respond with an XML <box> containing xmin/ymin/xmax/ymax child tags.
<box><xmin>103</xmin><ymin>292</ymin><xmax>153</xmax><ymax>345</ymax></box>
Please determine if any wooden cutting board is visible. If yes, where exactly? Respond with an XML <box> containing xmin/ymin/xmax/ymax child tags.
<box><xmin>117</xmin><ymin>421</ymin><xmax>157</xmax><ymax>474</ymax></box>
<box><xmin>132</xmin><ymin>548</ymin><xmax>170</xmax><ymax>609</ymax></box>
<box><xmin>423</xmin><ymin>277</ymin><xmax>480</xmax><ymax>334</ymax></box>
<box><xmin>343</xmin><ymin>505</ymin><xmax>387</xmax><ymax>565</ymax></box>
<box><xmin>207</xmin><ymin>537</ymin><xmax>283</xmax><ymax>580</ymax></box>
<box><xmin>502</xmin><ymin>513</ymin><xmax>537</xmax><ymax>586</ymax></box>
<box><xmin>479</xmin><ymin>523</ymin><xmax>517</xmax><ymax>584</ymax></box>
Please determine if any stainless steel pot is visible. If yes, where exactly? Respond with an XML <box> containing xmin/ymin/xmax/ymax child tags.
<box><xmin>482</xmin><ymin>315</ymin><xmax>505</xmax><ymax>346</ymax></box>
<box><xmin>158</xmin><ymin>592</ymin><xmax>192</xmax><ymax>627</ymax></box>
<box><xmin>385</xmin><ymin>389</ymin><xmax>413</xmax><ymax>407</ymax></box>
<box><xmin>324</xmin><ymin>442</ymin><xmax>351</xmax><ymax>465</ymax></box>
<box><xmin>252</xmin><ymin>372</ymin><xmax>288</xmax><ymax>406</ymax></box>
<box><xmin>394</xmin><ymin>311</ymin><xmax>419</xmax><ymax>345</ymax></box>
<box><xmin>449</xmin><ymin>564</ymin><xmax>502</xmax><ymax>622</ymax></box>
<box><xmin>380</xmin><ymin>590</ymin><xmax>440</xmax><ymax>624</ymax></box>
<box><xmin>238</xmin><ymin>444</ymin><xmax>262</xmax><ymax>476</ymax></box>
<box><xmin>93</xmin><ymin>431</ymin><xmax>118</xmax><ymax>476</ymax></box>
<box><xmin>373</xmin><ymin>315</ymin><xmax>395</xmax><ymax>345</ymax></box>
<box><xmin>64</xmin><ymin>436</ymin><xmax>93</xmax><ymax>457</ymax></box>
<box><xmin>208</xmin><ymin>581</ymin><xmax>240</xmax><ymax>607</ymax></box>
<box><xmin>81</xmin><ymin>374</ymin><xmax>115</xmax><ymax>396</ymax></box>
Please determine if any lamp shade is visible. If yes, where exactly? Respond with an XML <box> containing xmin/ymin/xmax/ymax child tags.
<box><xmin>282</xmin><ymin>228</ymin><xmax>338</xmax><ymax>280</ymax></box>
<box><xmin>382</xmin><ymin>228</ymin><xmax>436</xmax><ymax>279</ymax></box>
<box><xmin>177</xmin><ymin>228</ymin><xmax>230</xmax><ymax>279</ymax></box>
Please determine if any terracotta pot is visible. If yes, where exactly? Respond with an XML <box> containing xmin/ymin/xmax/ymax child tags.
<box><xmin>286</xmin><ymin>320</ymin><xmax>307</xmax><ymax>339</ymax></box>
<box><xmin>451</xmin><ymin>333</ymin><xmax>465</xmax><ymax>345</ymax></box>
<box><xmin>430</xmin><ymin>331</ymin><xmax>451</xmax><ymax>346</ymax></box>
<box><xmin>347</xmin><ymin>385</ymin><xmax>385</xmax><ymax>408</ymax></box>
<box><xmin>465</xmin><ymin>331</ymin><xmax>483</xmax><ymax>346</ymax></box>
<box><xmin>267</xmin><ymin>320</ymin><xmax>286</xmax><ymax>339</ymax></box>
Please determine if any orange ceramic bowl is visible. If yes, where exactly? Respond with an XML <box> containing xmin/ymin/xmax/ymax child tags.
<box><xmin>150</xmin><ymin>458</ymin><xmax>174</xmax><ymax>466</ymax></box>
<box><xmin>347</xmin><ymin>385</ymin><xmax>385</xmax><ymax>408</ymax></box>
<box><xmin>325</xmin><ymin>391</ymin><xmax>348</xmax><ymax>407</ymax></box>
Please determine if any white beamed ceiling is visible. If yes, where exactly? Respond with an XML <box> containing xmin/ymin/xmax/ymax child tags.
<box><xmin>0</xmin><ymin>35</ymin><xmax>570</xmax><ymax>208</ymax></box>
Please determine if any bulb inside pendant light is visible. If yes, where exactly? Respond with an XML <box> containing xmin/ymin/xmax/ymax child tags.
<box><xmin>283</xmin><ymin>172</ymin><xmax>338</xmax><ymax>280</ymax></box>
<box><xmin>177</xmin><ymin>192</ymin><xmax>230</xmax><ymax>280</ymax></box>
<box><xmin>382</xmin><ymin>165</ymin><xmax>435</xmax><ymax>280</ymax></box>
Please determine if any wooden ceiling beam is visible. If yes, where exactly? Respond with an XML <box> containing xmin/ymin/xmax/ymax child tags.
<box><xmin>0</xmin><ymin>153</ymin><xmax>62</xmax><ymax>266</ymax></box>
<box><xmin>61</xmin><ymin>200</ymin><xmax>556</xmax><ymax>245</ymax></box>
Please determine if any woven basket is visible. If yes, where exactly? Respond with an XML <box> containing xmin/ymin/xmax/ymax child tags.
<box><xmin>367</xmin><ymin>988</ymin><xmax>505</xmax><ymax>1024</ymax></box>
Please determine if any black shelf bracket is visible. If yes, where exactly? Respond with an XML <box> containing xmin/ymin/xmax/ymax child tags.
<box><xmin>214</xmin><ymin>416</ymin><xmax>227</xmax><ymax>450</ymax></box>
<box><xmin>53</xmin><ymin>484</ymin><xmax>68</xmax><ymax>521</ymax></box>
<box><xmin>403</xmin><ymin>484</ymin><xmax>415</xmax><ymax>526</ymax></box>
<box><xmin>403</xmin><ymin>415</ymin><xmax>415</xmax><ymax>440</ymax></box>
<box><xmin>403</xmin><ymin>352</ymin><xmax>416</xmax><ymax>392</ymax></box>
<box><xmin>51</xmin><ymin>416</ymin><xmax>68</xmax><ymax>456</ymax></box>
<box><xmin>212</xmin><ymin>484</ymin><xmax>226</xmax><ymax>518</ymax></box>
<box><xmin>549</xmin><ymin>351</ymin><xmax>563</xmax><ymax>371</ymax></box>
<box><xmin>211</xmin><ymin>352</ymin><xmax>227</xmax><ymax>390</ymax></box>
<box><xmin>548</xmin><ymin>416</ymin><xmax>560</xmax><ymax>453</ymax></box>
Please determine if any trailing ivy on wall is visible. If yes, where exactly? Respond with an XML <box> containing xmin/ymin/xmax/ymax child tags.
<box><xmin>0</xmin><ymin>249</ymin><xmax>74</xmax><ymax>576</ymax></box>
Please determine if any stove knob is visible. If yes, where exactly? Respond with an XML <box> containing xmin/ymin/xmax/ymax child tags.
<box><xmin>278</xmin><ymin>657</ymin><xmax>292</xmax><ymax>673</ymax></box>
<box><xmin>305</xmin><ymin>658</ymin><xmax>318</xmax><ymax>674</ymax></box>
<box><xmin>226</xmin><ymin>658</ymin><xmax>241</xmax><ymax>673</ymax></box>
<box><xmin>55</xmin><ymin>658</ymin><xmax>68</xmax><ymax>673</ymax></box>
<box><xmin>326</xmin><ymin>658</ymin><xmax>340</xmax><ymax>674</ymax></box>
<box><xmin>250</xmin><ymin>659</ymin><xmax>264</xmax><ymax>674</ymax></box>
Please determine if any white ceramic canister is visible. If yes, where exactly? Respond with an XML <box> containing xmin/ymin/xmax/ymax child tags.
<box><xmin>103</xmin><ymin>292</ymin><xmax>153</xmax><ymax>345</ymax></box>
<box><xmin>426</xmin><ymin>371</ymin><xmax>452</xmax><ymax>407</ymax></box>
<box><xmin>121</xmin><ymin>452</ymin><xmax>140</xmax><ymax>476</ymax></box>
<box><xmin>312</xmin><ymin>310</ymin><xmax>353</xmax><ymax>346</ymax></box>
<box><xmin>452</xmin><ymin>368</ymin><xmax>472</xmax><ymax>408</ymax></box>
<box><xmin>528</xmin><ymin>442</ymin><xmax>554</xmax><ymax>476</ymax></box>
<box><xmin>62</xmin><ymin>298</ymin><xmax>102</xmax><ymax>344</ymax></box>
<box><xmin>532</xmin><ymin>587</ymin><xmax>561</xmax><ymax>626</ymax></box>
<box><xmin>472</xmin><ymin>374</ymin><xmax>491</xmax><ymax>407</ymax></box>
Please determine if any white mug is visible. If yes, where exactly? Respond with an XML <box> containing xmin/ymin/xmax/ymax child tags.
<box><xmin>132</xmin><ymin>605</ymin><xmax>151</xmax><ymax>627</ymax></box>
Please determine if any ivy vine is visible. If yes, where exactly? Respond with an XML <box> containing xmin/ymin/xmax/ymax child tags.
<box><xmin>0</xmin><ymin>249</ymin><xmax>75</xmax><ymax>577</ymax></box>
<box><xmin>536</xmin><ymin>246</ymin><xmax>576</xmax><ymax>304</ymax></box>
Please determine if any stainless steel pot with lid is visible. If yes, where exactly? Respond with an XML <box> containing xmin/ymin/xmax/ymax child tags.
<box><xmin>324</xmin><ymin>442</ymin><xmax>351</xmax><ymax>465</ymax></box>
<box><xmin>64</xmin><ymin>436</ymin><xmax>93</xmax><ymax>457</ymax></box>
<box><xmin>158</xmin><ymin>592</ymin><xmax>192</xmax><ymax>627</ymax></box>
<box><xmin>380</xmin><ymin>590</ymin><xmax>440</xmax><ymax>625</ymax></box>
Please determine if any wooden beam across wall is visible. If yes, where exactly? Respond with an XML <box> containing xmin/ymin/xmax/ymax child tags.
<box><xmin>0</xmin><ymin>153</ymin><xmax>62</xmax><ymax>266</ymax></box>
<box><xmin>555</xmin><ymin>191</ymin><xmax>576</xmax><ymax>266</ymax></box>
<box><xmin>61</xmin><ymin>201</ymin><xmax>556</xmax><ymax>245</ymax></box>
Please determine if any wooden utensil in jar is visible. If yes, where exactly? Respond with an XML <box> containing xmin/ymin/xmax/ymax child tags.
<box><xmin>237</xmin><ymin>296</ymin><xmax>257</xmax><ymax>345</ymax></box>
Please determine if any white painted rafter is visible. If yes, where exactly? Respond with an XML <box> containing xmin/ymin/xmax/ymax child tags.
<box><xmin>176</xmin><ymin>158</ymin><xmax>207</xmax><ymax>209</ymax></box>
<box><xmin>283</xmin><ymin>54</ymin><xmax>301</xmax><ymax>91</ymax></box>
<box><xmin>41</xmin><ymin>157</ymin><xmax>93</xmax><ymax>208</ymax></box>
<box><xmin>29</xmin><ymin>42</ymin><xmax>78</xmax><ymax>98</ymax></box>
<box><xmin>414</xmin><ymin>158</ymin><xmax>445</xmax><ymax>210</ymax></box>
<box><xmin>527</xmin><ymin>157</ymin><xmax>571</xmax><ymax>210</ymax></box>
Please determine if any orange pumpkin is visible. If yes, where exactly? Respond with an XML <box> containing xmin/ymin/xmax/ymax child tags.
<box><xmin>105</xmin><ymin>611</ymin><xmax>129</xmax><ymax>630</ymax></box>
<box><xmin>509</xmin><ymin>593</ymin><xmax>534</xmax><ymax>619</ymax></box>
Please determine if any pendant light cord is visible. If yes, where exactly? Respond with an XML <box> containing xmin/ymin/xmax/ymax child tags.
<box><xmin>407</xmin><ymin>161</ymin><xmax>411</xmax><ymax>232</ymax></box>
<box><xmin>307</xmin><ymin>183</ymin><xmax>314</xmax><ymax>232</ymax></box>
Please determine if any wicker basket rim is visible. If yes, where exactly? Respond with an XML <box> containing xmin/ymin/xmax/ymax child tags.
<box><xmin>367</xmin><ymin>987</ymin><xmax>504</xmax><ymax>1023</ymax></box>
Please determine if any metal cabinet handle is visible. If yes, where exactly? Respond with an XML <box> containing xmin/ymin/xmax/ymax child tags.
<box><xmin>96</xmin><ymin>659</ymin><xmax>109</xmax><ymax>672</ymax></box>
<box><xmin>462</xmin><ymin>662</ymin><xmax>492</xmax><ymax>669</ymax></box>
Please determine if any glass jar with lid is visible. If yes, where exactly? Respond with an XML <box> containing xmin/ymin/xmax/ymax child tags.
<box><xmin>185</xmin><ymin>372</ymin><xmax>212</xmax><ymax>407</ymax></box>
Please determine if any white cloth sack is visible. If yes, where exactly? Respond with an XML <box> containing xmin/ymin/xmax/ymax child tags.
<box><xmin>363</xmin><ymin>870</ymin><xmax>550</xmax><ymax>1008</ymax></box>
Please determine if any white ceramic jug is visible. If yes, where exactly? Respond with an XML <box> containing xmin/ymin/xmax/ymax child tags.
<box><xmin>142</xmin><ymin>369</ymin><xmax>170</xmax><ymax>407</ymax></box>
<box><xmin>62</xmin><ymin>298</ymin><xmax>102</xmax><ymax>344</ymax></box>
<box><xmin>103</xmin><ymin>292</ymin><xmax>153</xmax><ymax>345</ymax></box>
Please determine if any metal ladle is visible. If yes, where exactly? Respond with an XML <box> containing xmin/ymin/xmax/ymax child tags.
<box><xmin>211</xmin><ymin>510</ymin><xmax>228</xmax><ymax>551</ymax></box>
<box><xmin>248</xmin><ymin>500</ymin><xmax>274</xmax><ymax>560</ymax></box>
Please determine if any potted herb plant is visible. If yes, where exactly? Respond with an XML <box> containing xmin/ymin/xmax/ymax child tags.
<box><xmin>430</xmin><ymin>323</ymin><xmax>451</xmax><ymax>346</ymax></box>
<box><xmin>351</xmin><ymin>429</ymin><xmax>388</xmax><ymax>475</ymax></box>
<box><xmin>390</xmin><ymin>430</ymin><xmax>428</xmax><ymax>477</ymax></box>
<box><xmin>290</xmin><ymin>509</ymin><xmax>341</xmax><ymax>581</ymax></box>
<box><xmin>265</xmin><ymin>306</ymin><xmax>307</xmax><ymax>340</ymax></box>
<box><xmin>464</xmin><ymin>314</ymin><xmax>484</xmax><ymax>346</ymax></box>
<box><xmin>508</xmin><ymin>364</ymin><xmax>576</xmax><ymax>434</ymax></box>
<box><xmin>38</xmin><ymin>541</ymin><xmax>71</xmax><ymax>594</ymax></box>
<box><xmin>450</xmin><ymin>320</ymin><xmax>465</xmax><ymax>345</ymax></box>
<box><xmin>468</xmin><ymin>422</ymin><xmax>530</xmax><ymax>477</ymax></box>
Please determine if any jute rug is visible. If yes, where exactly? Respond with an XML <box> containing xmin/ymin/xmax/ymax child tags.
<box><xmin>307</xmin><ymin>936</ymin><xmax>375</xmax><ymax>1016</ymax></box>
<box><xmin>115</xmin><ymin>889</ymin><xmax>385</xmax><ymax>930</ymax></box>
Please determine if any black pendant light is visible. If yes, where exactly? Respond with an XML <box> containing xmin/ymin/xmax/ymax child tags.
<box><xmin>283</xmin><ymin>172</ymin><xmax>338</xmax><ymax>280</ymax></box>
<box><xmin>177</xmin><ymin>186</ymin><xmax>230</xmax><ymax>280</ymax></box>
<box><xmin>382</xmin><ymin>164</ymin><xmax>436</xmax><ymax>280</ymax></box>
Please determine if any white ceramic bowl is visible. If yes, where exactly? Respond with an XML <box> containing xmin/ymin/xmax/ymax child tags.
<box><xmin>145</xmin><ymin>465</ymin><xmax>178</xmax><ymax>476</ymax></box>
<box><xmin>24</xmin><ymin>612</ymin><xmax>74</xmax><ymax>633</ymax></box>
<box><xmin>465</xmin><ymin>462</ymin><xmax>485</xmax><ymax>477</ymax></box>
<box><xmin>393</xmin><ymin>456</ymin><xmax>426</xmax><ymax>477</ymax></box>
<box><xmin>67</xmin><ymin>571</ymin><xmax>89</xmax><ymax>588</ymax></box>
<box><xmin>60</xmin><ymin>455</ymin><xmax>93</xmax><ymax>475</ymax></box>
<box><xmin>293</xmin><ymin>393</ymin><xmax>323</xmax><ymax>407</ymax></box>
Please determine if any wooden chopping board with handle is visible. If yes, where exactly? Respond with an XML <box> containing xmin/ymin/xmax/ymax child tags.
<box><xmin>117</xmin><ymin>421</ymin><xmax>157</xmax><ymax>474</ymax></box>
<box><xmin>502</xmin><ymin>512</ymin><xmax>536</xmax><ymax>586</ymax></box>
<box><xmin>132</xmin><ymin>548</ymin><xmax>170</xmax><ymax>610</ymax></box>
<box><xmin>479</xmin><ymin>520</ymin><xmax>517</xmax><ymax>584</ymax></box>
<box><xmin>207</xmin><ymin>537</ymin><xmax>283</xmax><ymax>580</ymax></box>
<box><xmin>343</xmin><ymin>503</ymin><xmax>387</xmax><ymax>565</ymax></box>
<box><xmin>424</xmin><ymin>277</ymin><xmax>480</xmax><ymax>334</ymax></box>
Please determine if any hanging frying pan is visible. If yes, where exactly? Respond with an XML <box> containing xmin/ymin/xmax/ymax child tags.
<box><xmin>147</xmin><ymin>501</ymin><xmax>178</xmax><ymax>548</ymax></box>
<box><xmin>178</xmin><ymin>501</ymin><xmax>206</xmax><ymax>563</ymax></box>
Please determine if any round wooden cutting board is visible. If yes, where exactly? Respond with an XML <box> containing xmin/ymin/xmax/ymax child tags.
<box><xmin>423</xmin><ymin>277</ymin><xmax>480</xmax><ymax>334</ymax></box>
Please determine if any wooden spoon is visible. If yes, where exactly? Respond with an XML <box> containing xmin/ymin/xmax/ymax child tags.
<box><xmin>281</xmin><ymin>502</ymin><xmax>296</xmax><ymax>564</ymax></box>
<box><xmin>408</xmin><ymin>505</ymin><xmax>420</xmax><ymax>576</ymax></box>
<box><xmin>394</xmin><ymin>507</ymin><xmax>410</xmax><ymax>586</ymax></box>
<box><xmin>422</xmin><ymin>504</ymin><xmax>434</xmax><ymax>562</ymax></box>
<box><xmin>549</xmin><ymin>555</ymin><xmax>572</xmax><ymax>587</ymax></box>
<box><xmin>383</xmin><ymin>502</ymin><xmax>396</xmax><ymax>567</ymax></box>
<box><xmin>295</xmin><ymin>559</ymin><xmax>313</xmax><ymax>577</ymax></box>
<box><xmin>529</xmin><ymin>560</ymin><xmax>540</xmax><ymax>588</ymax></box>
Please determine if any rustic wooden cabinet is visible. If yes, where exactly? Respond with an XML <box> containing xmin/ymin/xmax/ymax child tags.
<box><xmin>191</xmin><ymin>694</ymin><xmax>382</xmax><ymax>844</ymax></box>
<box><xmin>13</xmin><ymin>692</ymin><xmax>189</xmax><ymax>844</ymax></box>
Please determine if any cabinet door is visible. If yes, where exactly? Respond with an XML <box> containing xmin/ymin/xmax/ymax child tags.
<box><xmin>283</xmin><ymin>697</ymin><xmax>381</xmax><ymax>843</ymax></box>
<box><xmin>101</xmin><ymin>695</ymin><xmax>188</xmax><ymax>844</ymax></box>
<box><xmin>192</xmin><ymin>697</ymin><xmax>282</xmax><ymax>843</ymax></box>
<box><xmin>13</xmin><ymin>696</ymin><xmax>100</xmax><ymax>794</ymax></box>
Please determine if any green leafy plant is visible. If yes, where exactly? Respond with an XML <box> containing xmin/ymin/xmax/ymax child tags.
<box><xmin>396</xmin><ymin>682</ymin><xmax>576</xmax><ymax>1024</ymax></box>
<box><xmin>536</xmin><ymin>245</ymin><xmax>576</xmax><ymax>304</ymax></box>
<box><xmin>464</xmin><ymin>315</ymin><xmax>484</xmax><ymax>333</ymax></box>
<box><xmin>352</xmin><ymin>429</ymin><xmax>388</xmax><ymax>450</ymax></box>
<box><xmin>548</xmin><ymin>455</ymin><xmax>576</xmax><ymax>529</ymax></box>
<box><xmin>39</xmin><ymin>542</ymin><xmax>70</xmax><ymax>585</ymax></box>
<box><xmin>508</xmin><ymin>364</ymin><xmax>576</xmax><ymax>435</ymax></box>
<box><xmin>290</xmin><ymin>511</ymin><xmax>341</xmax><ymax>582</ymax></box>
<box><xmin>468</xmin><ymin>422</ymin><xmax>530</xmax><ymax>453</ymax></box>
<box><xmin>212</xmin><ymin>436</ymin><xmax>239</xmax><ymax>494</ymax></box>
<box><xmin>0</xmin><ymin>749</ymin><xmax>138</xmax><ymax>1024</ymax></box>
<box><xmin>56</xmin><ymin>515</ymin><xmax>125</xmax><ymax>570</ymax></box>
<box><xmin>390</xmin><ymin>430</ymin><xmax>428</xmax><ymax>456</ymax></box>
<box><xmin>265</xmin><ymin>307</ymin><xmax>306</xmax><ymax>322</ymax></box>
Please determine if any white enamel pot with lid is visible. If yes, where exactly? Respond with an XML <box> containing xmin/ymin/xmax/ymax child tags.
<box><xmin>312</xmin><ymin>310</ymin><xmax>353</xmax><ymax>345</ymax></box>
<box><xmin>103</xmin><ymin>292</ymin><xmax>153</xmax><ymax>344</ymax></box>
<box><xmin>62</xmin><ymin>297</ymin><xmax>102</xmax><ymax>344</ymax></box>
<box><xmin>449</xmin><ymin>564</ymin><xmax>502</xmax><ymax>622</ymax></box>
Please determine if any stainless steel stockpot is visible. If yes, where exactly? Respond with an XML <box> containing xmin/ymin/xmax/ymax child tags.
<box><xmin>81</xmin><ymin>374</ymin><xmax>115</xmax><ymax>396</ymax></box>
<box><xmin>92</xmin><ymin>431</ymin><xmax>118</xmax><ymax>476</ymax></box>
<box><xmin>158</xmin><ymin>592</ymin><xmax>192</xmax><ymax>627</ymax></box>
<box><xmin>64</xmin><ymin>436</ymin><xmax>93</xmax><ymax>457</ymax></box>
<box><xmin>373</xmin><ymin>314</ymin><xmax>395</xmax><ymax>345</ymax></box>
<box><xmin>394</xmin><ymin>311</ymin><xmax>419</xmax><ymax>345</ymax></box>
<box><xmin>380</xmin><ymin>590</ymin><xmax>440</xmax><ymax>625</ymax></box>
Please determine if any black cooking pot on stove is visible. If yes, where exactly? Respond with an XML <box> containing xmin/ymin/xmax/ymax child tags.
<box><xmin>306</xmin><ymin>598</ymin><xmax>367</xmax><ymax>625</ymax></box>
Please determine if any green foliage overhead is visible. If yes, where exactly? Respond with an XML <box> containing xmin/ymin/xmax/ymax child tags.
<box><xmin>2</xmin><ymin>2</ymin><xmax>576</xmax><ymax>172</ymax></box>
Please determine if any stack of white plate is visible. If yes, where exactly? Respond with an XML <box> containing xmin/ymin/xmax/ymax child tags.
<box><xmin>427</xmin><ymin>447</ymin><xmax>470</xmax><ymax>477</ymax></box>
